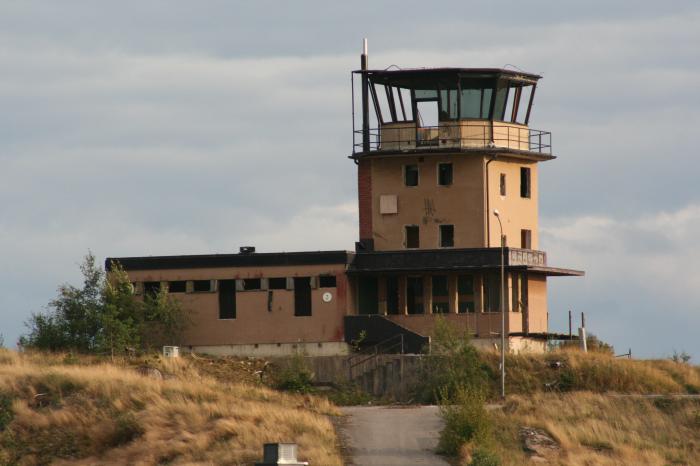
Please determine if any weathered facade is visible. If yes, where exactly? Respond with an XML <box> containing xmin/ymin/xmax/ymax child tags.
<box><xmin>108</xmin><ymin>48</ymin><xmax>583</xmax><ymax>356</ymax></box>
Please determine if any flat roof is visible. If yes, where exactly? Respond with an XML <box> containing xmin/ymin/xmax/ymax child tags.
<box><xmin>354</xmin><ymin>67</ymin><xmax>542</xmax><ymax>81</ymax></box>
<box><xmin>106</xmin><ymin>250</ymin><xmax>354</xmax><ymax>271</ymax></box>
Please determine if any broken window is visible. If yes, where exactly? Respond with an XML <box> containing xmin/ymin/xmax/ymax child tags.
<box><xmin>520</xmin><ymin>167</ymin><xmax>531</xmax><ymax>198</ymax></box>
<box><xmin>319</xmin><ymin>275</ymin><xmax>336</xmax><ymax>288</ymax></box>
<box><xmin>484</xmin><ymin>273</ymin><xmax>502</xmax><ymax>312</ymax></box>
<box><xmin>439</xmin><ymin>225</ymin><xmax>454</xmax><ymax>248</ymax></box>
<box><xmin>432</xmin><ymin>275</ymin><xmax>449</xmax><ymax>313</ymax></box>
<box><xmin>168</xmin><ymin>281</ymin><xmax>186</xmax><ymax>293</ymax></box>
<box><xmin>521</xmin><ymin>229</ymin><xmax>532</xmax><ymax>249</ymax></box>
<box><xmin>405</xmin><ymin>225</ymin><xmax>420</xmax><ymax>249</ymax></box>
<box><xmin>143</xmin><ymin>281</ymin><xmax>161</xmax><ymax>299</ymax></box>
<box><xmin>404</xmin><ymin>164</ymin><xmax>419</xmax><ymax>187</ymax></box>
<box><xmin>268</xmin><ymin>277</ymin><xmax>287</xmax><ymax>290</ymax></box>
<box><xmin>218</xmin><ymin>279</ymin><xmax>236</xmax><ymax>319</ymax></box>
<box><xmin>458</xmin><ymin>275</ymin><xmax>475</xmax><ymax>313</ymax></box>
<box><xmin>438</xmin><ymin>163</ymin><xmax>453</xmax><ymax>186</ymax></box>
<box><xmin>386</xmin><ymin>276</ymin><xmax>399</xmax><ymax>315</ymax></box>
<box><xmin>243</xmin><ymin>278</ymin><xmax>261</xmax><ymax>291</ymax></box>
<box><xmin>358</xmin><ymin>276</ymin><xmax>379</xmax><ymax>315</ymax></box>
<box><xmin>500</xmin><ymin>173</ymin><xmax>506</xmax><ymax>196</ymax></box>
<box><xmin>294</xmin><ymin>277</ymin><xmax>312</xmax><ymax>316</ymax></box>
<box><xmin>193</xmin><ymin>280</ymin><xmax>212</xmax><ymax>293</ymax></box>
<box><xmin>407</xmin><ymin>276</ymin><xmax>424</xmax><ymax>314</ymax></box>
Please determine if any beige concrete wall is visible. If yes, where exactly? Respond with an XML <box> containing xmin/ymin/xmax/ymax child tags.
<box><xmin>386</xmin><ymin>312</ymin><xmax>524</xmax><ymax>339</ymax></box>
<box><xmin>189</xmin><ymin>342</ymin><xmax>350</xmax><ymax>358</ymax></box>
<box><xmin>370</xmin><ymin>154</ymin><xmax>485</xmax><ymax>250</ymax></box>
<box><xmin>487</xmin><ymin>159</ymin><xmax>539</xmax><ymax>249</ymax></box>
<box><xmin>527</xmin><ymin>274</ymin><xmax>548</xmax><ymax>333</ymax></box>
<box><xmin>124</xmin><ymin>263</ymin><xmax>348</xmax><ymax>347</ymax></box>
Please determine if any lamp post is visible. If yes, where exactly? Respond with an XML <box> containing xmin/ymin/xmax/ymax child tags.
<box><xmin>493</xmin><ymin>209</ymin><xmax>505</xmax><ymax>400</ymax></box>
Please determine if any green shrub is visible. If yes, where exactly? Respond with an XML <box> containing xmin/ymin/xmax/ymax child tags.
<box><xmin>412</xmin><ymin>317</ymin><xmax>488</xmax><ymax>403</ymax></box>
<box><xmin>107</xmin><ymin>413</ymin><xmax>144</xmax><ymax>447</ymax></box>
<box><xmin>0</xmin><ymin>393</ymin><xmax>13</xmax><ymax>431</ymax></box>
<box><xmin>438</xmin><ymin>387</ymin><xmax>493</xmax><ymax>456</ymax></box>
<box><xmin>272</xmin><ymin>352</ymin><xmax>315</xmax><ymax>394</ymax></box>
<box><xmin>469</xmin><ymin>447</ymin><xmax>501</xmax><ymax>466</ymax></box>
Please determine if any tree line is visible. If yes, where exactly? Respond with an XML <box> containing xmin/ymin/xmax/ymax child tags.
<box><xmin>20</xmin><ymin>253</ymin><xmax>188</xmax><ymax>357</ymax></box>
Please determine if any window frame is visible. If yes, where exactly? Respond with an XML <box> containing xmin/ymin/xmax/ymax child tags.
<box><xmin>439</xmin><ymin>224</ymin><xmax>454</xmax><ymax>248</ymax></box>
<box><xmin>404</xmin><ymin>164</ymin><xmax>419</xmax><ymax>187</ymax></box>
<box><xmin>500</xmin><ymin>173</ymin><xmax>506</xmax><ymax>196</ymax></box>
<box><xmin>520</xmin><ymin>167</ymin><xmax>531</xmax><ymax>198</ymax></box>
<box><xmin>437</xmin><ymin>162</ymin><xmax>453</xmax><ymax>186</ymax></box>
<box><xmin>405</xmin><ymin>224</ymin><xmax>420</xmax><ymax>249</ymax></box>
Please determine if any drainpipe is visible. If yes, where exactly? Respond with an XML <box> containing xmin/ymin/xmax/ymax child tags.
<box><xmin>485</xmin><ymin>155</ymin><xmax>498</xmax><ymax>247</ymax></box>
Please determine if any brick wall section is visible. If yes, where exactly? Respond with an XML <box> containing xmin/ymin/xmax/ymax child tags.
<box><xmin>358</xmin><ymin>159</ymin><xmax>373</xmax><ymax>240</ymax></box>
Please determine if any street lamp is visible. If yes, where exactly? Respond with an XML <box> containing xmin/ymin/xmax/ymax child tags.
<box><xmin>493</xmin><ymin>209</ymin><xmax>505</xmax><ymax>400</ymax></box>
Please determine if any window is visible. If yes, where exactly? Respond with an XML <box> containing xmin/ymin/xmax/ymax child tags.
<box><xmin>168</xmin><ymin>281</ymin><xmax>186</xmax><ymax>293</ymax></box>
<box><xmin>294</xmin><ymin>277</ymin><xmax>312</xmax><ymax>316</ymax></box>
<box><xmin>432</xmin><ymin>275</ymin><xmax>449</xmax><ymax>313</ymax></box>
<box><xmin>500</xmin><ymin>173</ymin><xmax>506</xmax><ymax>196</ymax></box>
<box><xmin>458</xmin><ymin>275</ymin><xmax>475</xmax><ymax>313</ymax></box>
<box><xmin>319</xmin><ymin>275</ymin><xmax>336</xmax><ymax>288</ymax></box>
<box><xmin>438</xmin><ymin>163</ymin><xmax>453</xmax><ymax>186</ymax></box>
<box><xmin>358</xmin><ymin>276</ymin><xmax>378</xmax><ymax>315</ymax></box>
<box><xmin>269</xmin><ymin>277</ymin><xmax>287</xmax><ymax>290</ymax></box>
<box><xmin>407</xmin><ymin>276</ymin><xmax>424</xmax><ymax>314</ymax></box>
<box><xmin>193</xmin><ymin>280</ymin><xmax>213</xmax><ymax>292</ymax></box>
<box><xmin>404</xmin><ymin>164</ymin><xmax>418</xmax><ymax>187</ymax></box>
<box><xmin>520</xmin><ymin>167</ymin><xmax>531</xmax><ymax>198</ymax></box>
<box><xmin>243</xmin><ymin>278</ymin><xmax>261</xmax><ymax>290</ymax></box>
<box><xmin>218</xmin><ymin>279</ymin><xmax>236</xmax><ymax>319</ymax></box>
<box><xmin>386</xmin><ymin>276</ymin><xmax>399</xmax><ymax>315</ymax></box>
<box><xmin>439</xmin><ymin>225</ymin><xmax>454</xmax><ymax>248</ymax></box>
<box><xmin>405</xmin><ymin>225</ymin><xmax>419</xmax><ymax>248</ymax></box>
<box><xmin>144</xmin><ymin>281</ymin><xmax>160</xmax><ymax>298</ymax></box>
<box><xmin>521</xmin><ymin>229</ymin><xmax>532</xmax><ymax>249</ymax></box>
<box><xmin>484</xmin><ymin>273</ymin><xmax>501</xmax><ymax>312</ymax></box>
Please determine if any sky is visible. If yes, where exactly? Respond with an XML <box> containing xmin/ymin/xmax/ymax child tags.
<box><xmin>1</xmin><ymin>1</ymin><xmax>699</xmax><ymax>358</ymax></box>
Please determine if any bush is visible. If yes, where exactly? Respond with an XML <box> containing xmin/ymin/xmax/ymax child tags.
<box><xmin>469</xmin><ymin>448</ymin><xmax>501</xmax><ymax>466</ymax></box>
<box><xmin>438</xmin><ymin>387</ymin><xmax>493</xmax><ymax>456</ymax></box>
<box><xmin>412</xmin><ymin>317</ymin><xmax>488</xmax><ymax>403</ymax></box>
<box><xmin>272</xmin><ymin>352</ymin><xmax>315</xmax><ymax>394</ymax></box>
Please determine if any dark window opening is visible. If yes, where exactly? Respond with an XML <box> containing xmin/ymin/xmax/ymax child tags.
<box><xmin>319</xmin><ymin>275</ymin><xmax>337</xmax><ymax>288</ymax></box>
<box><xmin>404</xmin><ymin>164</ymin><xmax>419</xmax><ymax>187</ymax></box>
<box><xmin>218</xmin><ymin>279</ymin><xmax>236</xmax><ymax>319</ymax></box>
<box><xmin>432</xmin><ymin>275</ymin><xmax>449</xmax><ymax>313</ymax></box>
<box><xmin>358</xmin><ymin>276</ymin><xmax>379</xmax><ymax>315</ymax></box>
<box><xmin>294</xmin><ymin>277</ymin><xmax>312</xmax><ymax>316</ymax></box>
<box><xmin>500</xmin><ymin>173</ymin><xmax>506</xmax><ymax>196</ymax></box>
<box><xmin>193</xmin><ymin>280</ymin><xmax>212</xmax><ymax>293</ymax></box>
<box><xmin>440</xmin><ymin>225</ymin><xmax>454</xmax><ymax>248</ymax></box>
<box><xmin>144</xmin><ymin>281</ymin><xmax>161</xmax><ymax>298</ymax></box>
<box><xmin>521</xmin><ymin>229</ymin><xmax>532</xmax><ymax>249</ymax></box>
<box><xmin>243</xmin><ymin>278</ymin><xmax>261</xmax><ymax>290</ymax></box>
<box><xmin>386</xmin><ymin>276</ymin><xmax>399</xmax><ymax>315</ymax></box>
<box><xmin>484</xmin><ymin>273</ymin><xmax>502</xmax><ymax>312</ymax></box>
<box><xmin>407</xmin><ymin>276</ymin><xmax>424</xmax><ymax>314</ymax></box>
<box><xmin>458</xmin><ymin>275</ymin><xmax>475</xmax><ymax>314</ymax></box>
<box><xmin>168</xmin><ymin>281</ymin><xmax>186</xmax><ymax>293</ymax></box>
<box><xmin>269</xmin><ymin>277</ymin><xmax>287</xmax><ymax>290</ymax></box>
<box><xmin>438</xmin><ymin>163</ymin><xmax>453</xmax><ymax>186</ymax></box>
<box><xmin>405</xmin><ymin>225</ymin><xmax>419</xmax><ymax>248</ymax></box>
<box><xmin>520</xmin><ymin>167</ymin><xmax>531</xmax><ymax>198</ymax></box>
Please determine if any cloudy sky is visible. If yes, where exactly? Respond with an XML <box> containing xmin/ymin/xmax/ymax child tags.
<box><xmin>1</xmin><ymin>1</ymin><xmax>699</xmax><ymax>358</ymax></box>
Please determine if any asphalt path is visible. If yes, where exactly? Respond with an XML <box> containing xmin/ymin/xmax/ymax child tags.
<box><xmin>338</xmin><ymin>405</ymin><xmax>451</xmax><ymax>466</ymax></box>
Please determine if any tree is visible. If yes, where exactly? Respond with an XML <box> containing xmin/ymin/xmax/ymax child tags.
<box><xmin>21</xmin><ymin>253</ymin><xmax>190</xmax><ymax>355</ymax></box>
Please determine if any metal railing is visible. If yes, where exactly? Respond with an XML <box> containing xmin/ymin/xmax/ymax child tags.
<box><xmin>353</xmin><ymin>122</ymin><xmax>551</xmax><ymax>155</ymax></box>
<box><xmin>347</xmin><ymin>333</ymin><xmax>405</xmax><ymax>380</ymax></box>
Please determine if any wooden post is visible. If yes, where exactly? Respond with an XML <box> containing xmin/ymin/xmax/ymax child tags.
<box><xmin>581</xmin><ymin>311</ymin><xmax>586</xmax><ymax>329</ymax></box>
<box><xmin>568</xmin><ymin>310</ymin><xmax>572</xmax><ymax>339</ymax></box>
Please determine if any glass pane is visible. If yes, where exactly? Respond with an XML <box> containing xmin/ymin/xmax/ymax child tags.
<box><xmin>481</xmin><ymin>88</ymin><xmax>493</xmax><ymax>118</ymax></box>
<box><xmin>374</xmin><ymin>83</ymin><xmax>393</xmax><ymax>123</ymax></box>
<box><xmin>460</xmin><ymin>88</ymin><xmax>482</xmax><ymax>118</ymax></box>
<box><xmin>493</xmin><ymin>81</ymin><xmax>509</xmax><ymax>121</ymax></box>
<box><xmin>440</xmin><ymin>89</ymin><xmax>458</xmax><ymax>120</ymax></box>
<box><xmin>515</xmin><ymin>85</ymin><xmax>533</xmax><ymax>124</ymax></box>
<box><xmin>400</xmin><ymin>88</ymin><xmax>413</xmax><ymax>120</ymax></box>
<box><xmin>415</xmin><ymin>89</ymin><xmax>438</xmax><ymax>100</ymax></box>
<box><xmin>503</xmin><ymin>86</ymin><xmax>517</xmax><ymax>123</ymax></box>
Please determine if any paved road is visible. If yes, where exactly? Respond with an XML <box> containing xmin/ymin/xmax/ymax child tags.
<box><xmin>338</xmin><ymin>405</ymin><xmax>450</xmax><ymax>466</ymax></box>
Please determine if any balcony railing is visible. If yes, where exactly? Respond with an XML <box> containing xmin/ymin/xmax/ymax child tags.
<box><xmin>353</xmin><ymin>121</ymin><xmax>551</xmax><ymax>155</ymax></box>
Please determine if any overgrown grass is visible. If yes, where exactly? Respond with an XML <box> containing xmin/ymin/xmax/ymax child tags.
<box><xmin>0</xmin><ymin>348</ymin><xmax>342</xmax><ymax>466</ymax></box>
<box><xmin>489</xmin><ymin>392</ymin><xmax>700</xmax><ymax>465</ymax></box>
<box><xmin>481</xmin><ymin>349</ymin><xmax>700</xmax><ymax>396</ymax></box>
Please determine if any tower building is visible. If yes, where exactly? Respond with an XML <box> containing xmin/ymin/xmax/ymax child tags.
<box><xmin>108</xmin><ymin>46</ymin><xmax>582</xmax><ymax>356</ymax></box>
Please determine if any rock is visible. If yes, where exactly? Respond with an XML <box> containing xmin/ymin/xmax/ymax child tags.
<box><xmin>520</xmin><ymin>426</ymin><xmax>559</xmax><ymax>462</ymax></box>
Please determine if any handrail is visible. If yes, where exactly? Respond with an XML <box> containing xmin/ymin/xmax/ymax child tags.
<box><xmin>352</xmin><ymin>121</ymin><xmax>551</xmax><ymax>155</ymax></box>
<box><xmin>347</xmin><ymin>333</ymin><xmax>405</xmax><ymax>379</ymax></box>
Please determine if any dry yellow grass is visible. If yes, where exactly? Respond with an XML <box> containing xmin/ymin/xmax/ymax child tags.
<box><xmin>481</xmin><ymin>349</ymin><xmax>700</xmax><ymax>396</ymax></box>
<box><xmin>0</xmin><ymin>349</ymin><xmax>342</xmax><ymax>466</ymax></box>
<box><xmin>488</xmin><ymin>392</ymin><xmax>700</xmax><ymax>466</ymax></box>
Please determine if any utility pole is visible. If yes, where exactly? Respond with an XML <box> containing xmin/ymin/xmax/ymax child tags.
<box><xmin>494</xmin><ymin>209</ymin><xmax>505</xmax><ymax>400</ymax></box>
